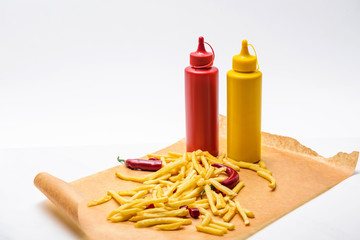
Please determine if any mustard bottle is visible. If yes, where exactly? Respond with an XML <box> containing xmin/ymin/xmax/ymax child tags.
<box><xmin>227</xmin><ymin>40</ymin><xmax>262</xmax><ymax>163</ymax></box>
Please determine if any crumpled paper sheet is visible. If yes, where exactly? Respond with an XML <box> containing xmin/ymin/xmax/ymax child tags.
<box><xmin>34</xmin><ymin>115</ymin><xmax>358</xmax><ymax>240</ymax></box>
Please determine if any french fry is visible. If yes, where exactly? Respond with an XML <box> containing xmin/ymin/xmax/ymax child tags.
<box><xmin>180</xmin><ymin>186</ymin><xmax>203</xmax><ymax>200</ymax></box>
<box><xmin>129</xmin><ymin>190</ymin><xmax>148</xmax><ymax>201</ymax></box>
<box><xmin>257</xmin><ymin>170</ymin><xmax>276</xmax><ymax>189</ymax></box>
<box><xmin>208</xmin><ymin>178</ymin><xmax>237</xmax><ymax>197</ymax></box>
<box><xmin>137</xmin><ymin>208</ymin><xmax>167</xmax><ymax>215</ymax></box>
<box><xmin>231</xmin><ymin>181</ymin><xmax>245</xmax><ymax>198</ymax></box>
<box><xmin>188</xmin><ymin>203</ymin><xmax>209</xmax><ymax>209</ymax></box>
<box><xmin>131</xmin><ymin>184</ymin><xmax>156</xmax><ymax>191</ymax></box>
<box><xmin>223</xmin><ymin>159</ymin><xmax>240</xmax><ymax>171</ymax></box>
<box><xmin>196</xmin><ymin>225</ymin><xmax>224</xmax><ymax>236</ymax></box>
<box><xmin>87</xmin><ymin>195</ymin><xmax>112</xmax><ymax>207</ymax></box>
<box><xmin>191</xmin><ymin>152</ymin><xmax>205</xmax><ymax>176</ymax></box>
<box><xmin>244</xmin><ymin>208</ymin><xmax>255</xmax><ymax>218</ymax></box>
<box><xmin>208</xmin><ymin>223</ymin><xmax>228</xmax><ymax>233</ymax></box>
<box><xmin>110</xmin><ymin>213</ymin><xmax>133</xmax><ymax>222</ymax></box>
<box><xmin>107</xmin><ymin>199</ymin><xmax>144</xmax><ymax>219</ymax></box>
<box><xmin>107</xmin><ymin>190</ymin><xmax>127</xmax><ymax>205</ymax></box>
<box><xmin>155</xmin><ymin>222</ymin><xmax>183</xmax><ymax>230</ymax></box>
<box><xmin>204</xmin><ymin>166</ymin><xmax>215</xmax><ymax>180</ymax></box>
<box><xmin>168</xmin><ymin>152</ymin><xmax>183</xmax><ymax>157</ymax></box>
<box><xmin>204</xmin><ymin>185</ymin><xmax>218</xmax><ymax>215</ymax></box>
<box><xmin>213</xmin><ymin>167</ymin><xmax>226</xmax><ymax>177</ymax></box>
<box><xmin>205</xmin><ymin>152</ymin><xmax>221</xmax><ymax>163</ymax></box>
<box><xmin>143</xmin><ymin>173</ymin><xmax>172</xmax><ymax>184</ymax></box>
<box><xmin>133</xmin><ymin>197</ymin><xmax>168</xmax><ymax>208</ymax></box>
<box><xmin>201</xmin><ymin>155</ymin><xmax>210</xmax><ymax>170</ymax></box>
<box><xmin>143</xmin><ymin>158</ymin><xmax>186</xmax><ymax>181</ymax></box>
<box><xmin>140</xmin><ymin>209</ymin><xmax>189</xmax><ymax>219</ymax></box>
<box><xmin>117</xmin><ymin>190</ymin><xmax>137</xmax><ymax>196</ymax></box>
<box><xmin>170</xmin><ymin>175</ymin><xmax>200</xmax><ymax>199</ymax></box>
<box><xmin>222</xmin><ymin>206</ymin><xmax>236</xmax><ymax>222</ymax></box>
<box><xmin>217</xmin><ymin>205</ymin><xmax>230</xmax><ymax>216</ymax></box>
<box><xmin>227</xmin><ymin>158</ymin><xmax>272</xmax><ymax>175</ymax></box>
<box><xmin>234</xmin><ymin>200</ymin><xmax>250</xmax><ymax>225</ymax></box>
<box><xmin>213</xmin><ymin>191</ymin><xmax>222</xmax><ymax>209</ymax></box>
<box><xmin>164</xmin><ymin>181</ymin><xmax>181</xmax><ymax>197</ymax></box>
<box><xmin>258</xmin><ymin>160</ymin><xmax>267</xmax><ymax>169</ymax></box>
<box><xmin>115</xmin><ymin>172</ymin><xmax>145</xmax><ymax>183</ymax></box>
<box><xmin>211</xmin><ymin>176</ymin><xmax>227</xmax><ymax>182</ymax></box>
<box><xmin>135</xmin><ymin>217</ymin><xmax>191</xmax><ymax>228</ymax></box>
<box><xmin>167</xmin><ymin>198</ymin><xmax>196</xmax><ymax>208</ymax></box>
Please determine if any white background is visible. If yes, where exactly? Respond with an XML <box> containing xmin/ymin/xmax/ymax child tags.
<box><xmin>0</xmin><ymin>0</ymin><xmax>359</xmax><ymax>239</ymax></box>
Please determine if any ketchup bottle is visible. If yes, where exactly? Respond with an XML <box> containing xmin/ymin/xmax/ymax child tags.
<box><xmin>185</xmin><ymin>36</ymin><xmax>219</xmax><ymax>156</ymax></box>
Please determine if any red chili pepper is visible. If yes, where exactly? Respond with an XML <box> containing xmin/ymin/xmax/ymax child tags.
<box><xmin>214</xmin><ymin>189</ymin><xmax>226</xmax><ymax>197</ymax></box>
<box><xmin>211</xmin><ymin>163</ymin><xmax>239</xmax><ymax>189</ymax></box>
<box><xmin>145</xmin><ymin>204</ymin><xmax>155</xmax><ymax>209</ymax></box>
<box><xmin>125</xmin><ymin>159</ymin><xmax>162</xmax><ymax>171</ymax></box>
<box><xmin>188</xmin><ymin>208</ymin><xmax>200</xmax><ymax>218</ymax></box>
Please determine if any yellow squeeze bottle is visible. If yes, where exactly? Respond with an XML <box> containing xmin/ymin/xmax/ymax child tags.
<box><xmin>227</xmin><ymin>40</ymin><xmax>262</xmax><ymax>163</ymax></box>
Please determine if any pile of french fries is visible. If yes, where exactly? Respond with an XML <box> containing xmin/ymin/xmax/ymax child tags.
<box><xmin>88</xmin><ymin>150</ymin><xmax>276</xmax><ymax>236</ymax></box>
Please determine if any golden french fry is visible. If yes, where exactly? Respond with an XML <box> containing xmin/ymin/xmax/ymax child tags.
<box><xmin>115</xmin><ymin>172</ymin><xmax>145</xmax><ymax>182</ymax></box>
<box><xmin>107</xmin><ymin>190</ymin><xmax>127</xmax><ymax>205</ymax></box>
<box><xmin>87</xmin><ymin>195</ymin><xmax>112</xmax><ymax>207</ymax></box>
<box><xmin>131</xmin><ymin>184</ymin><xmax>156</xmax><ymax>191</ymax></box>
<box><xmin>204</xmin><ymin>185</ymin><xmax>218</xmax><ymax>215</ymax></box>
<box><xmin>210</xmin><ymin>217</ymin><xmax>235</xmax><ymax>230</ymax></box>
<box><xmin>138</xmin><ymin>208</ymin><xmax>167</xmax><ymax>215</ymax></box>
<box><xmin>201</xmin><ymin>155</ymin><xmax>210</xmax><ymax>170</ymax></box>
<box><xmin>129</xmin><ymin>190</ymin><xmax>148</xmax><ymax>201</ymax></box>
<box><xmin>223</xmin><ymin>159</ymin><xmax>240</xmax><ymax>171</ymax></box>
<box><xmin>217</xmin><ymin>205</ymin><xmax>230</xmax><ymax>216</ymax></box>
<box><xmin>196</xmin><ymin>225</ymin><xmax>224</xmax><ymax>236</ymax></box>
<box><xmin>180</xmin><ymin>186</ymin><xmax>203</xmax><ymax>200</ymax></box>
<box><xmin>143</xmin><ymin>173</ymin><xmax>172</xmax><ymax>184</ymax></box>
<box><xmin>227</xmin><ymin>158</ymin><xmax>272</xmax><ymax>175</ymax></box>
<box><xmin>208</xmin><ymin>223</ymin><xmax>228</xmax><ymax>233</ymax></box>
<box><xmin>231</xmin><ymin>181</ymin><xmax>245</xmax><ymax>198</ymax></box>
<box><xmin>155</xmin><ymin>222</ymin><xmax>183</xmax><ymax>230</ymax></box>
<box><xmin>234</xmin><ymin>200</ymin><xmax>250</xmax><ymax>225</ymax></box>
<box><xmin>144</xmin><ymin>158</ymin><xmax>186</xmax><ymax>181</ymax></box>
<box><xmin>222</xmin><ymin>206</ymin><xmax>236</xmax><ymax>222</ymax></box>
<box><xmin>135</xmin><ymin>217</ymin><xmax>191</xmax><ymax>228</ymax></box>
<box><xmin>258</xmin><ymin>160</ymin><xmax>267</xmax><ymax>169</ymax></box>
<box><xmin>164</xmin><ymin>181</ymin><xmax>181</xmax><ymax>197</ymax></box>
<box><xmin>208</xmin><ymin>178</ymin><xmax>237</xmax><ymax>197</ymax></box>
<box><xmin>117</xmin><ymin>190</ymin><xmax>137</xmax><ymax>196</ymax></box>
<box><xmin>244</xmin><ymin>208</ymin><xmax>255</xmax><ymax>218</ymax></box>
<box><xmin>141</xmin><ymin>209</ymin><xmax>189</xmax><ymax>219</ymax></box>
<box><xmin>204</xmin><ymin>166</ymin><xmax>215</xmax><ymax>180</ymax></box>
<box><xmin>257</xmin><ymin>170</ymin><xmax>276</xmax><ymax>189</ymax></box>
<box><xmin>167</xmin><ymin>198</ymin><xmax>196</xmax><ymax>208</ymax></box>
<box><xmin>133</xmin><ymin>197</ymin><xmax>168</xmax><ymax>208</ymax></box>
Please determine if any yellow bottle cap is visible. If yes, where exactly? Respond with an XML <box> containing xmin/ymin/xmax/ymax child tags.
<box><xmin>232</xmin><ymin>40</ymin><xmax>257</xmax><ymax>72</ymax></box>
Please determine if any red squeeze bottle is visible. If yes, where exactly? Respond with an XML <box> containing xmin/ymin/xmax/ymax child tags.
<box><xmin>185</xmin><ymin>36</ymin><xmax>219</xmax><ymax>156</ymax></box>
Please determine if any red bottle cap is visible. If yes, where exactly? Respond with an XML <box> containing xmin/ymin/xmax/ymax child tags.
<box><xmin>190</xmin><ymin>36</ymin><xmax>213</xmax><ymax>68</ymax></box>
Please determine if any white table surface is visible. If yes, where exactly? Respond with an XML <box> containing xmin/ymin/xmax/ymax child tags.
<box><xmin>0</xmin><ymin>138</ymin><xmax>359</xmax><ymax>240</ymax></box>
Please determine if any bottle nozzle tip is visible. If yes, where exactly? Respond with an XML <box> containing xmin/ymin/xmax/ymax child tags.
<box><xmin>242</xmin><ymin>39</ymin><xmax>248</xmax><ymax>47</ymax></box>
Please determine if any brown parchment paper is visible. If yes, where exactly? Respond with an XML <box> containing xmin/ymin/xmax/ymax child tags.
<box><xmin>34</xmin><ymin>115</ymin><xmax>358</xmax><ymax>240</ymax></box>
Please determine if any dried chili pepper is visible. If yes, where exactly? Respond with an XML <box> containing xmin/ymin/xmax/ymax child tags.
<box><xmin>211</xmin><ymin>163</ymin><xmax>239</xmax><ymax>189</ymax></box>
<box><xmin>125</xmin><ymin>159</ymin><xmax>162</xmax><ymax>171</ymax></box>
<box><xmin>188</xmin><ymin>208</ymin><xmax>200</xmax><ymax>218</ymax></box>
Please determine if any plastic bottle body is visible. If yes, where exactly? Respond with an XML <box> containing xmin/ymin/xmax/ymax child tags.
<box><xmin>227</xmin><ymin>69</ymin><xmax>262</xmax><ymax>163</ymax></box>
<box><xmin>185</xmin><ymin>66</ymin><xmax>219</xmax><ymax>156</ymax></box>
